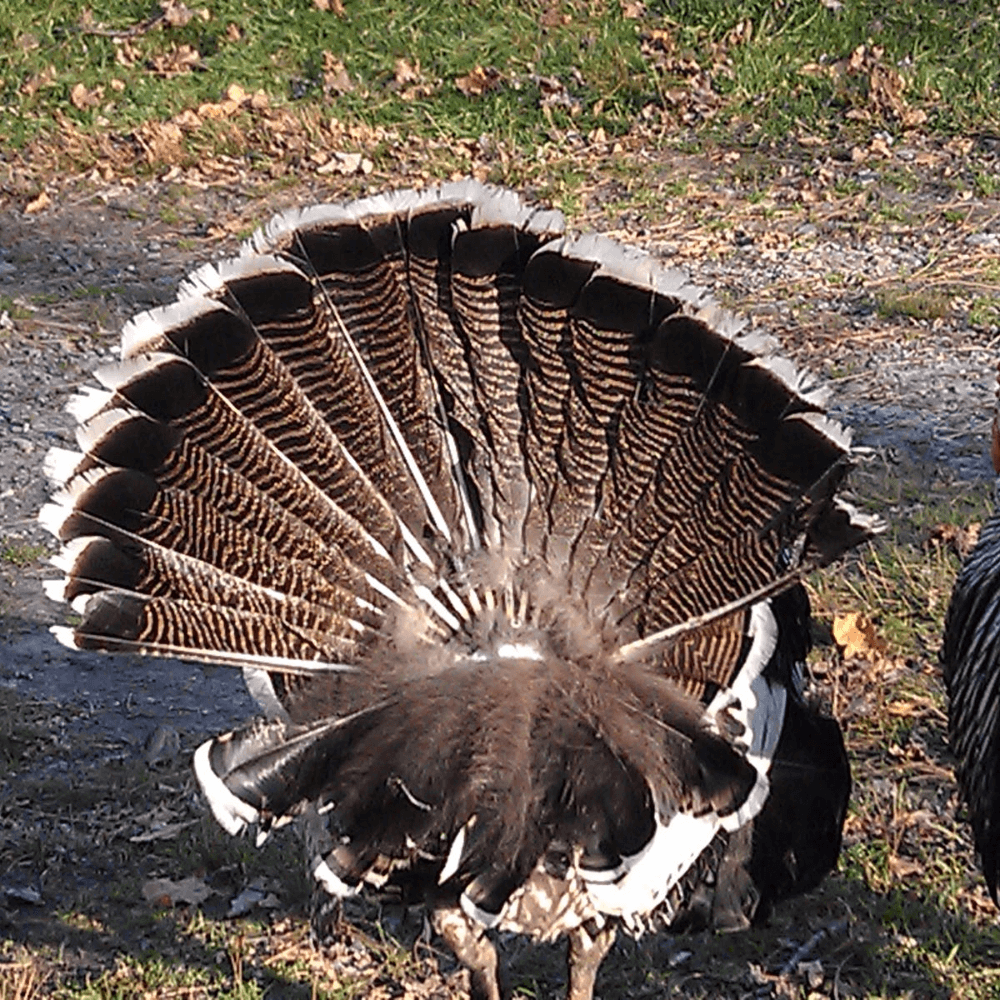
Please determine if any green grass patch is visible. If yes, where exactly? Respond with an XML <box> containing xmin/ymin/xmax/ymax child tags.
<box><xmin>0</xmin><ymin>295</ymin><xmax>34</xmax><ymax>321</ymax></box>
<box><xmin>874</xmin><ymin>287</ymin><xmax>953</xmax><ymax>322</ymax></box>
<box><xmin>969</xmin><ymin>296</ymin><xmax>1000</xmax><ymax>330</ymax></box>
<box><xmin>2</xmin><ymin>1</ymin><xmax>1000</xmax><ymax>178</ymax></box>
<box><xmin>0</xmin><ymin>541</ymin><xmax>47</xmax><ymax>567</ymax></box>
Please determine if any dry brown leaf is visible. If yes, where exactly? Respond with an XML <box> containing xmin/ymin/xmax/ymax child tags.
<box><xmin>316</xmin><ymin>150</ymin><xmax>373</xmax><ymax>175</ymax></box>
<box><xmin>150</xmin><ymin>43</ymin><xmax>202</xmax><ymax>77</ymax></box>
<box><xmin>619</xmin><ymin>0</ymin><xmax>645</xmax><ymax>17</ymax></box>
<box><xmin>142</xmin><ymin>876</ymin><xmax>213</xmax><ymax>906</ymax></box>
<box><xmin>322</xmin><ymin>52</ymin><xmax>353</xmax><ymax>93</ymax></box>
<box><xmin>225</xmin><ymin>22</ymin><xmax>241</xmax><ymax>42</ymax></box>
<box><xmin>135</xmin><ymin>120</ymin><xmax>186</xmax><ymax>164</ymax></box>
<box><xmin>394</xmin><ymin>57</ymin><xmax>419</xmax><ymax>86</ymax></box>
<box><xmin>946</xmin><ymin>136</ymin><xmax>975</xmax><ymax>157</ymax></box>
<box><xmin>847</xmin><ymin>44</ymin><xmax>866</xmax><ymax>73</ymax></box>
<box><xmin>540</xmin><ymin>1</ymin><xmax>571</xmax><ymax>28</ymax></box>
<box><xmin>21</xmin><ymin>65</ymin><xmax>58</xmax><ymax>97</ymax></box>
<box><xmin>24</xmin><ymin>191</ymin><xmax>51</xmax><ymax>214</ymax></box>
<box><xmin>69</xmin><ymin>82</ymin><xmax>104</xmax><ymax>110</ymax></box>
<box><xmin>839</xmin><ymin>45</ymin><xmax>929</xmax><ymax>128</ymax></box>
<box><xmin>160</xmin><ymin>0</ymin><xmax>195</xmax><ymax>27</ymax></box>
<box><xmin>172</xmin><ymin>108</ymin><xmax>202</xmax><ymax>129</ymax></box>
<box><xmin>114</xmin><ymin>39</ymin><xmax>140</xmax><ymax>66</ymax></box>
<box><xmin>832</xmin><ymin>611</ymin><xmax>887</xmax><ymax>661</ymax></box>
<box><xmin>728</xmin><ymin>18</ymin><xmax>752</xmax><ymax>46</ymax></box>
<box><xmin>313</xmin><ymin>0</ymin><xmax>346</xmax><ymax>11</ymax></box>
<box><xmin>926</xmin><ymin>522</ymin><xmax>981</xmax><ymax>560</ymax></box>
<box><xmin>889</xmin><ymin>854</ymin><xmax>922</xmax><ymax>879</ymax></box>
<box><xmin>455</xmin><ymin>65</ymin><xmax>503</xmax><ymax>97</ymax></box>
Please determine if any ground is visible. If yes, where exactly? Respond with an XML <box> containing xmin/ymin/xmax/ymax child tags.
<box><xmin>2</xmin><ymin>141</ymin><xmax>1000</xmax><ymax>998</ymax></box>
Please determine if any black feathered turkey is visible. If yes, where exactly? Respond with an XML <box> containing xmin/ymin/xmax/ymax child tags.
<box><xmin>942</xmin><ymin>397</ymin><xmax>1000</xmax><ymax>902</ymax></box>
<box><xmin>41</xmin><ymin>181</ymin><xmax>873</xmax><ymax>999</ymax></box>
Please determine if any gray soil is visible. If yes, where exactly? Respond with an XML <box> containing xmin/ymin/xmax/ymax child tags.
<box><xmin>1</xmin><ymin>153</ymin><xmax>998</xmax><ymax>993</ymax></box>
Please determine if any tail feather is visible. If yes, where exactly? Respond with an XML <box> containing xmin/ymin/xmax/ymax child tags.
<box><xmin>41</xmin><ymin>181</ymin><xmax>873</xmax><ymax>938</ymax></box>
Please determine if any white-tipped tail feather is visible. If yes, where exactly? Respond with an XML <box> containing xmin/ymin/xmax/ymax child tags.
<box><xmin>41</xmin><ymin>180</ymin><xmax>867</xmax><ymax>1000</ymax></box>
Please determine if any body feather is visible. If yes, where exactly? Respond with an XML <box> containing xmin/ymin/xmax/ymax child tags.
<box><xmin>943</xmin><ymin>509</ymin><xmax>1000</xmax><ymax>900</ymax></box>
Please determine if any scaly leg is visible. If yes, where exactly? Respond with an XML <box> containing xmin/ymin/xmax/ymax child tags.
<box><xmin>567</xmin><ymin>922</ymin><xmax>616</xmax><ymax>1000</ymax></box>
<box><xmin>432</xmin><ymin>905</ymin><xmax>507</xmax><ymax>1000</ymax></box>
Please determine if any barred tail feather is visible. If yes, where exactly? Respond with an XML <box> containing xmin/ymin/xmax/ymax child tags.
<box><xmin>42</xmin><ymin>181</ymin><xmax>871</xmax><ymax>998</ymax></box>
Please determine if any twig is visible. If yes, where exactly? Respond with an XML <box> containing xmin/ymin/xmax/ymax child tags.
<box><xmin>77</xmin><ymin>12</ymin><xmax>166</xmax><ymax>39</ymax></box>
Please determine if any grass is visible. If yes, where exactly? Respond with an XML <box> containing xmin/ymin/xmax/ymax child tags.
<box><xmin>0</xmin><ymin>295</ymin><xmax>33</xmax><ymax>321</ymax></box>
<box><xmin>0</xmin><ymin>950</ymin><xmax>50</xmax><ymax>1000</ymax></box>
<box><xmin>874</xmin><ymin>288</ymin><xmax>952</xmax><ymax>323</ymax></box>
<box><xmin>0</xmin><ymin>541</ymin><xmax>47</xmax><ymax>567</ymax></box>
<box><xmin>970</xmin><ymin>296</ymin><xmax>1000</xmax><ymax>331</ymax></box>
<box><xmin>2</xmin><ymin>1</ymin><xmax>1000</xmax><ymax>181</ymax></box>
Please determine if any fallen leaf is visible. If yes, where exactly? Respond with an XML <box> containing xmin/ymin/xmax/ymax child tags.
<box><xmin>314</xmin><ymin>0</ymin><xmax>346</xmax><ymax>11</ymax></box>
<box><xmin>322</xmin><ymin>52</ymin><xmax>353</xmax><ymax>93</ymax></box>
<box><xmin>926</xmin><ymin>522</ymin><xmax>980</xmax><ymax>560</ymax></box>
<box><xmin>142</xmin><ymin>876</ymin><xmax>213</xmax><ymax>906</ymax></box>
<box><xmin>172</xmin><ymin>108</ymin><xmax>202</xmax><ymax>129</ymax></box>
<box><xmin>832</xmin><ymin>611</ymin><xmax>887</xmax><ymax>660</ymax></box>
<box><xmin>316</xmin><ymin>150</ymin><xmax>372</xmax><ymax>175</ymax></box>
<box><xmin>149</xmin><ymin>43</ymin><xmax>202</xmax><ymax>77</ymax></box>
<box><xmin>889</xmin><ymin>854</ymin><xmax>922</xmax><ymax>879</ymax></box>
<box><xmin>70</xmin><ymin>82</ymin><xmax>104</xmax><ymax>110</ymax></box>
<box><xmin>160</xmin><ymin>0</ymin><xmax>195</xmax><ymax>27</ymax></box>
<box><xmin>540</xmin><ymin>1</ymin><xmax>571</xmax><ymax>28</ymax></box>
<box><xmin>25</xmin><ymin>191</ymin><xmax>51</xmax><ymax>214</ymax></box>
<box><xmin>797</xmin><ymin>960</ymin><xmax>824</xmax><ymax>989</ymax></box>
<box><xmin>115</xmin><ymin>39</ymin><xmax>140</xmax><ymax>66</ymax></box>
<box><xmin>455</xmin><ymin>65</ymin><xmax>503</xmax><ymax>97</ymax></box>
<box><xmin>394</xmin><ymin>57</ymin><xmax>419</xmax><ymax>86</ymax></box>
<box><xmin>21</xmin><ymin>65</ymin><xmax>58</xmax><ymax>97</ymax></box>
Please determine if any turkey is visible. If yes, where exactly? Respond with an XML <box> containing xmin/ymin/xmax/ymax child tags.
<box><xmin>942</xmin><ymin>382</ymin><xmax>1000</xmax><ymax>902</ymax></box>
<box><xmin>41</xmin><ymin>181</ymin><xmax>874</xmax><ymax>999</ymax></box>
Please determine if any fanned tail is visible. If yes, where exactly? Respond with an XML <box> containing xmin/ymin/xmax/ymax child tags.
<box><xmin>42</xmin><ymin>181</ymin><xmax>873</xmax><ymax>945</ymax></box>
